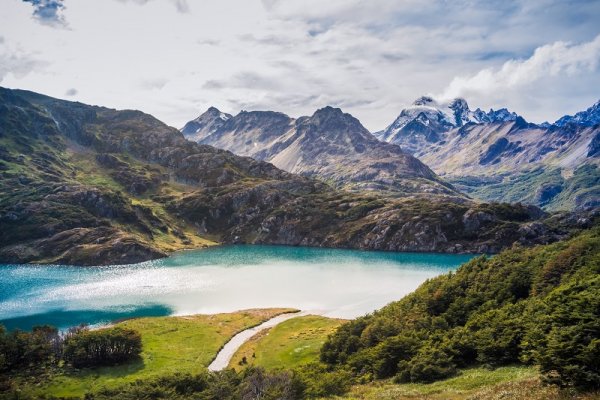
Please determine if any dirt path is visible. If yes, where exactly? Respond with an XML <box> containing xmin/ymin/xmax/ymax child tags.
<box><xmin>208</xmin><ymin>310</ymin><xmax>308</xmax><ymax>371</ymax></box>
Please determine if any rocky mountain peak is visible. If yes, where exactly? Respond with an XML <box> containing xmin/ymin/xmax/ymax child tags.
<box><xmin>307</xmin><ymin>106</ymin><xmax>366</xmax><ymax>134</ymax></box>
<box><xmin>449</xmin><ymin>98</ymin><xmax>472</xmax><ymax>126</ymax></box>
<box><xmin>555</xmin><ymin>99</ymin><xmax>600</xmax><ymax>127</ymax></box>
<box><xmin>181</xmin><ymin>106</ymin><xmax>232</xmax><ymax>138</ymax></box>
<box><xmin>449</xmin><ymin>98</ymin><xmax>469</xmax><ymax>111</ymax></box>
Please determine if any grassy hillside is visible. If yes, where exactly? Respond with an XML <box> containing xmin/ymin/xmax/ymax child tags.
<box><xmin>330</xmin><ymin>366</ymin><xmax>600</xmax><ymax>400</ymax></box>
<box><xmin>229</xmin><ymin>315</ymin><xmax>345</xmax><ymax>371</ymax></box>
<box><xmin>10</xmin><ymin>309</ymin><xmax>295</xmax><ymax>398</ymax></box>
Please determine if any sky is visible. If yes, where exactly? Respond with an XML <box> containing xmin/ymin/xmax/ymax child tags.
<box><xmin>1</xmin><ymin>0</ymin><xmax>599</xmax><ymax>131</ymax></box>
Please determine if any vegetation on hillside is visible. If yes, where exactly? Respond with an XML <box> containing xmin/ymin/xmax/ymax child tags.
<box><xmin>321</xmin><ymin>225</ymin><xmax>600</xmax><ymax>390</ymax></box>
<box><xmin>0</xmin><ymin>325</ymin><xmax>140</xmax><ymax>373</ymax></box>
<box><xmin>450</xmin><ymin>164</ymin><xmax>600</xmax><ymax>211</ymax></box>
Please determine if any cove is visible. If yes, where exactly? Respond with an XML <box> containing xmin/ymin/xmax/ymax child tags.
<box><xmin>0</xmin><ymin>245</ymin><xmax>476</xmax><ymax>331</ymax></box>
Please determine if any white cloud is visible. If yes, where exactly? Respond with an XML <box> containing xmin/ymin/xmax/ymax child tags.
<box><xmin>440</xmin><ymin>35</ymin><xmax>600</xmax><ymax>100</ymax></box>
<box><xmin>437</xmin><ymin>35</ymin><xmax>600</xmax><ymax>122</ymax></box>
<box><xmin>0</xmin><ymin>0</ymin><xmax>599</xmax><ymax>130</ymax></box>
<box><xmin>116</xmin><ymin>0</ymin><xmax>190</xmax><ymax>13</ymax></box>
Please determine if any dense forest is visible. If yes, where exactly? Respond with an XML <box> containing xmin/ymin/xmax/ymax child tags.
<box><xmin>321</xmin><ymin>224</ymin><xmax>600</xmax><ymax>389</ymax></box>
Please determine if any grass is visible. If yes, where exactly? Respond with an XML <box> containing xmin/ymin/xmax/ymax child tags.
<box><xmin>229</xmin><ymin>315</ymin><xmax>345</xmax><ymax>371</ymax></box>
<box><xmin>329</xmin><ymin>366</ymin><xmax>600</xmax><ymax>400</ymax></box>
<box><xmin>22</xmin><ymin>308</ymin><xmax>295</xmax><ymax>398</ymax></box>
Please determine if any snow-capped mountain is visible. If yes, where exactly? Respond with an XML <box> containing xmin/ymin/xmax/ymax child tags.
<box><xmin>375</xmin><ymin>96</ymin><xmax>520</xmax><ymax>156</ymax></box>
<box><xmin>377</xmin><ymin>97</ymin><xmax>599</xmax><ymax>211</ymax></box>
<box><xmin>555</xmin><ymin>100</ymin><xmax>600</xmax><ymax>127</ymax></box>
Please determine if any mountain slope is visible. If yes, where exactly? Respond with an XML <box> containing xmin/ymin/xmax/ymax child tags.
<box><xmin>182</xmin><ymin>106</ymin><xmax>457</xmax><ymax>196</ymax></box>
<box><xmin>0</xmin><ymin>87</ymin><xmax>586</xmax><ymax>265</ymax></box>
<box><xmin>377</xmin><ymin>97</ymin><xmax>600</xmax><ymax>211</ymax></box>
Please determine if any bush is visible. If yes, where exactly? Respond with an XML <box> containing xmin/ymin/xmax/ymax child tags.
<box><xmin>467</xmin><ymin>302</ymin><xmax>526</xmax><ymax>366</ymax></box>
<box><xmin>395</xmin><ymin>346</ymin><xmax>456</xmax><ymax>383</ymax></box>
<box><xmin>239</xmin><ymin>367</ymin><xmax>303</xmax><ymax>400</ymax></box>
<box><xmin>321</xmin><ymin>226</ymin><xmax>600</xmax><ymax>387</ymax></box>
<box><xmin>294</xmin><ymin>363</ymin><xmax>353</xmax><ymax>398</ymax></box>
<box><xmin>64</xmin><ymin>327</ymin><xmax>142</xmax><ymax>368</ymax></box>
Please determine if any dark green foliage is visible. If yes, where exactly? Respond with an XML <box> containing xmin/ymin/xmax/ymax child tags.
<box><xmin>63</xmin><ymin>327</ymin><xmax>142</xmax><ymax>368</ymax></box>
<box><xmin>80</xmin><ymin>366</ymin><xmax>346</xmax><ymax>400</ymax></box>
<box><xmin>321</xmin><ymin>226</ymin><xmax>600</xmax><ymax>388</ymax></box>
<box><xmin>0</xmin><ymin>325</ymin><xmax>59</xmax><ymax>372</ymax></box>
<box><xmin>524</xmin><ymin>276</ymin><xmax>600</xmax><ymax>390</ymax></box>
<box><xmin>396</xmin><ymin>346</ymin><xmax>456</xmax><ymax>383</ymax></box>
<box><xmin>467</xmin><ymin>302</ymin><xmax>526</xmax><ymax>365</ymax></box>
<box><xmin>294</xmin><ymin>363</ymin><xmax>353</xmax><ymax>398</ymax></box>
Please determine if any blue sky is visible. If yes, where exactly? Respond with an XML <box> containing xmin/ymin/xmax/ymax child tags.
<box><xmin>1</xmin><ymin>0</ymin><xmax>599</xmax><ymax>130</ymax></box>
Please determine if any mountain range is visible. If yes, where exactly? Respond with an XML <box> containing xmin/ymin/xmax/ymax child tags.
<box><xmin>182</xmin><ymin>106</ymin><xmax>457</xmax><ymax>197</ymax></box>
<box><xmin>182</xmin><ymin>97</ymin><xmax>598</xmax><ymax>212</ymax></box>
<box><xmin>0</xmin><ymin>87</ymin><xmax>584</xmax><ymax>265</ymax></box>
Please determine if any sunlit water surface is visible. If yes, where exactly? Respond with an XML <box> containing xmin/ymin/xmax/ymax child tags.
<box><xmin>0</xmin><ymin>245</ymin><xmax>476</xmax><ymax>330</ymax></box>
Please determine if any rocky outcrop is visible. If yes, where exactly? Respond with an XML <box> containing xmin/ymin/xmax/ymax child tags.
<box><xmin>0</xmin><ymin>227</ymin><xmax>167</xmax><ymax>266</ymax></box>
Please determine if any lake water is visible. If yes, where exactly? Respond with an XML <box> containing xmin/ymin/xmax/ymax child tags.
<box><xmin>0</xmin><ymin>245</ymin><xmax>476</xmax><ymax>330</ymax></box>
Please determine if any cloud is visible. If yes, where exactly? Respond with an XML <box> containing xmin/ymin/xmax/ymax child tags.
<box><xmin>0</xmin><ymin>41</ymin><xmax>47</xmax><ymax>82</ymax></box>
<box><xmin>139</xmin><ymin>77</ymin><xmax>168</xmax><ymax>90</ymax></box>
<box><xmin>65</xmin><ymin>88</ymin><xmax>77</xmax><ymax>96</ymax></box>
<box><xmin>439</xmin><ymin>35</ymin><xmax>600</xmax><ymax>101</ymax></box>
<box><xmin>21</xmin><ymin>0</ymin><xmax>67</xmax><ymax>27</ymax></box>
<box><xmin>115</xmin><ymin>0</ymin><xmax>190</xmax><ymax>13</ymax></box>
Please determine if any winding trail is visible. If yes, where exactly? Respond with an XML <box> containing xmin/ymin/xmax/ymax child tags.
<box><xmin>208</xmin><ymin>310</ymin><xmax>308</xmax><ymax>371</ymax></box>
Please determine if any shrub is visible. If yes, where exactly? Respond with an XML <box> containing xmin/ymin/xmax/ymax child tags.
<box><xmin>530</xmin><ymin>277</ymin><xmax>600</xmax><ymax>390</ymax></box>
<box><xmin>395</xmin><ymin>346</ymin><xmax>456</xmax><ymax>383</ymax></box>
<box><xmin>64</xmin><ymin>327</ymin><xmax>142</xmax><ymax>368</ymax></box>
<box><xmin>295</xmin><ymin>363</ymin><xmax>353</xmax><ymax>398</ymax></box>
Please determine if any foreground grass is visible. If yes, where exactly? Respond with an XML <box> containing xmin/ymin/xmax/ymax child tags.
<box><xmin>331</xmin><ymin>366</ymin><xmax>600</xmax><ymax>400</ymax></box>
<box><xmin>22</xmin><ymin>308</ymin><xmax>295</xmax><ymax>398</ymax></box>
<box><xmin>229</xmin><ymin>315</ymin><xmax>345</xmax><ymax>371</ymax></box>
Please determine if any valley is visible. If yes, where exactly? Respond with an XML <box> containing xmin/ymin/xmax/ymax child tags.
<box><xmin>0</xmin><ymin>88</ymin><xmax>598</xmax><ymax>400</ymax></box>
<box><xmin>2</xmin><ymin>1</ymin><xmax>599</xmax><ymax>399</ymax></box>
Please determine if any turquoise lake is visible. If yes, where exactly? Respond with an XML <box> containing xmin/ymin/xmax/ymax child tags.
<box><xmin>0</xmin><ymin>245</ymin><xmax>476</xmax><ymax>330</ymax></box>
